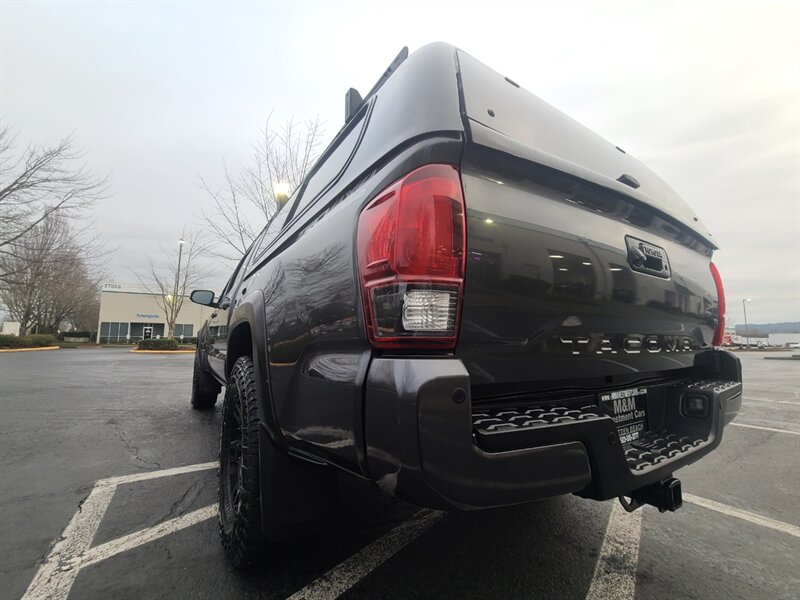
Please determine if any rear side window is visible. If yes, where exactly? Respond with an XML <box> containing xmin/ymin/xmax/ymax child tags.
<box><xmin>291</xmin><ymin>108</ymin><xmax>368</xmax><ymax>218</ymax></box>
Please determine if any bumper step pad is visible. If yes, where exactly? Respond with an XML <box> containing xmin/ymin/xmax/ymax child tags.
<box><xmin>684</xmin><ymin>379</ymin><xmax>741</xmax><ymax>394</ymax></box>
<box><xmin>472</xmin><ymin>404</ymin><xmax>604</xmax><ymax>434</ymax></box>
<box><xmin>471</xmin><ymin>378</ymin><xmax>740</xmax><ymax>466</ymax></box>
<box><xmin>624</xmin><ymin>432</ymin><xmax>707</xmax><ymax>472</ymax></box>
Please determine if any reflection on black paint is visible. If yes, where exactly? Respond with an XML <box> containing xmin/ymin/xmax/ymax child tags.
<box><xmin>267</xmin><ymin>243</ymin><xmax>352</xmax><ymax>365</ymax></box>
<box><xmin>610</xmin><ymin>263</ymin><xmax>636</xmax><ymax>304</ymax></box>
<box><xmin>548</xmin><ymin>249</ymin><xmax>597</xmax><ymax>299</ymax></box>
<box><xmin>304</xmin><ymin>354</ymin><xmax>361</xmax><ymax>383</ymax></box>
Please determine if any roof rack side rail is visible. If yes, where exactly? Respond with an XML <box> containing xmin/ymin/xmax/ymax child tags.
<box><xmin>344</xmin><ymin>46</ymin><xmax>409</xmax><ymax>122</ymax></box>
<box><xmin>364</xmin><ymin>46</ymin><xmax>409</xmax><ymax>100</ymax></box>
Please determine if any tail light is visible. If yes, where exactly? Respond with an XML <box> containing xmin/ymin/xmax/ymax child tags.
<box><xmin>709</xmin><ymin>261</ymin><xmax>725</xmax><ymax>347</ymax></box>
<box><xmin>357</xmin><ymin>164</ymin><xmax>466</xmax><ymax>349</ymax></box>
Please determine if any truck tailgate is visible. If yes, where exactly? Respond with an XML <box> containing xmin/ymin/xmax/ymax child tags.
<box><xmin>454</xmin><ymin>51</ymin><xmax>720</xmax><ymax>396</ymax></box>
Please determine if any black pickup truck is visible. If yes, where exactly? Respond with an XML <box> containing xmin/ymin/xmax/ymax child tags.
<box><xmin>189</xmin><ymin>43</ymin><xmax>742</xmax><ymax>567</ymax></box>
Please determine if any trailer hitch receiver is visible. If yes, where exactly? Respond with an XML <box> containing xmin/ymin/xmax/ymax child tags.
<box><xmin>619</xmin><ymin>477</ymin><xmax>683</xmax><ymax>513</ymax></box>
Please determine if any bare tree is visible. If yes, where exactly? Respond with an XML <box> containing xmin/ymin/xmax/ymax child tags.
<box><xmin>136</xmin><ymin>233</ymin><xmax>207</xmax><ymax>338</ymax></box>
<box><xmin>0</xmin><ymin>216</ymin><xmax>103</xmax><ymax>333</ymax></box>
<box><xmin>0</xmin><ymin>127</ymin><xmax>107</xmax><ymax>284</ymax></box>
<box><xmin>64</xmin><ymin>281</ymin><xmax>101</xmax><ymax>332</ymax></box>
<box><xmin>199</xmin><ymin>116</ymin><xmax>323</xmax><ymax>260</ymax></box>
<box><xmin>35</xmin><ymin>252</ymin><xmax>102</xmax><ymax>333</ymax></box>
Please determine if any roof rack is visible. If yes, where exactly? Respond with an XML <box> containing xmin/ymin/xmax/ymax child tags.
<box><xmin>345</xmin><ymin>46</ymin><xmax>409</xmax><ymax>123</ymax></box>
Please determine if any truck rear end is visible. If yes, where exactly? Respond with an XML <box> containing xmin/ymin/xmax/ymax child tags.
<box><xmin>361</xmin><ymin>46</ymin><xmax>742</xmax><ymax>513</ymax></box>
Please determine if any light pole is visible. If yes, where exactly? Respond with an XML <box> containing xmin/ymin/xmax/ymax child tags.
<box><xmin>274</xmin><ymin>181</ymin><xmax>291</xmax><ymax>208</ymax></box>
<box><xmin>742</xmin><ymin>298</ymin><xmax>751</xmax><ymax>350</ymax></box>
<box><xmin>172</xmin><ymin>238</ymin><xmax>185</xmax><ymax>336</ymax></box>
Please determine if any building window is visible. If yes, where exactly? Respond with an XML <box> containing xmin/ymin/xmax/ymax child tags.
<box><xmin>99</xmin><ymin>322</ymin><xmax>130</xmax><ymax>343</ymax></box>
<box><xmin>174</xmin><ymin>324</ymin><xmax>194</xmax><ymax>338</ymax></box>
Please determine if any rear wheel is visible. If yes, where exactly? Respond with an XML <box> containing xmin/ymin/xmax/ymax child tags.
<box><xmin>190</xmin><ymin>351</ymin><xmax>220</xmax><ymax>410</ymax></box>
<box><xmin>219</xmin><ymin>355</ymin><xmax>267</xmax><ymax>568</ymax></box>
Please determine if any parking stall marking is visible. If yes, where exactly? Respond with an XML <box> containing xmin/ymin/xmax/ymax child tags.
<box><xmin>97</xmin><ymin>461</ymin><xmax>217</xmax><ymax>487</ymax></box>
<box><xmin>21</xmin><ymin>462</ymin><xmax>217</xmax><ymax>600</ymax></box>
<box><xmin>730</xmin><ymin>422</ymin><xmax>800</xmax><ymax>436</ymax></box>
<box><xmin>585</xmin><ymin>501</ymin><xmax>643</xmax><ymax>600</ymax></box>
<box><xmin>79</xmin><ymin>505</ymin><xmax>217</xmax><ymax>570</ymax></box>
<box><xmin>684</xmin><ymin>494</ymin><xmax>800</xmax><ymax>538</ymax></box>
<box><xmin>286</xmin><ymin>509</ymin><xmax>444</xmax><ymax>600</ymax></box>
<box><xmin>745</xmin><ymin>397</ymin><xmax>800</xmax><ymax>406</ymax></box>
<box><xmin>19</xmin><ymin>461</ymin><xmax>799</xmax><ymax>600</ymax></box>
<box><xmin>21</xmin><ymin>485</ymin><xmax>115</xmax><ymax>600</ymax></box>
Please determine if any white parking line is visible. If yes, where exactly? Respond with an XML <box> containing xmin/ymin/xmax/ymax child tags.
<box><xmin>97</xmin><ymin>461</ymin><xmax>217</xmax><ymax>487</ymax></box>
<box><xmin>22</xmin><ymin>459</ymin><xmax>800</xmax><ymax>600</ymax></box>
<box><xmin>22</xmin><ymin>462</ymin><xmax>217</xmax><ymax>600</ymax></box>
<box><xmin>22</xmin><ymin>485</ymin><xmax>115</xmax><ymax>600</ymax></box>
<box><xmin>730</xmin><ymin>422</ymin><xmax>800</xmax><ymax>435</ymax></box>
<box><xmin>286</xmin><ymin>510</ymin><xmax>443</xmax><ymax>600</ymax></box>
<box><xmin>684</xmin><ymin>494</ymin><xmax>800</xmax><ymax>538</ymax></box>
<box><xmin>80</xmin><ymin>505</ymin><xmax>217</xmax><ymax>569</ymax></box>
<box><xmin>585</xmin><ymin>501</ymin><xmax>643</xmax><ymax>600</ymax></box>
<box><xmin>745</xmin><ymin>397</ymin><xmax>799</xmax><ymax>406</ymax></box>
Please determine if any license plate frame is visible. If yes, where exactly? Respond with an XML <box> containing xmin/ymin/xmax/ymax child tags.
<box><xmin>599</xmin><ymin>387</ymin><xmax>648</xmax><ymax>444</ymax></box>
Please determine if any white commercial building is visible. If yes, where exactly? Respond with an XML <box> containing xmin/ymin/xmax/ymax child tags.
<box><xmin>97</xmin><ymin>283</ymin><xmax>214</xmax><ymax>343</ymax></box>
<box><xmin>1</xmin><ymin>321</ymin><xmax>21</xmax><ymax>336</ymax></box>
<box><xmin>768</xmin><ymin>333</ymin><xmax>800</xmax><ymax>347</ymax></box>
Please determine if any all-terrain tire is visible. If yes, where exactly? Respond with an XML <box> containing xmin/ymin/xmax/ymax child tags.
<box><xmin>190</xmin><ymin>351</ymin><xmax>220</xmax><ymax>410</ymax></box>
<box><xmin>218</xmin><ymin>355</ymin><xmax>267</xmax><ymax>568</ymax></box>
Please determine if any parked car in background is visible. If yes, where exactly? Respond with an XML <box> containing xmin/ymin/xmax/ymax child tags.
<box><xmin>189</xmin><ymin>43</ymin><xmax>742</xmax><ymax>568</ymax></box>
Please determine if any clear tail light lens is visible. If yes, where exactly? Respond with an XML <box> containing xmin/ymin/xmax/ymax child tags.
<box><xmin>709</xmin><ymin>261</ymin><xmax>725</xmax><ymax>347</ymax></box>
<box><xmin>357</xmin><ymin>164</ymin><xmax>465</xmax><ymax>349</ymax></box>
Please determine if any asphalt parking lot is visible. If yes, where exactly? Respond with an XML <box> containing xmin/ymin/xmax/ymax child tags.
<box><xmin>1</xmin><ymin>349</ymin><xmax>798</xmax><ymax>600</ymax></box>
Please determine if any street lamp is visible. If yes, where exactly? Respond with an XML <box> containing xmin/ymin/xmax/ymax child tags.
<box><xmin>742</xmin><ymin>298</ymin><xmax>751</xmax><ymax>349</ymax></box>
<box><xmin>274</xmin><ymin>182</ymin><xmax>291</xmax><ymax>208</ymax></box>
<box><xmin>172</xmin><ymin>238</ymin><xmax>185</xmax><ymax>335</ymax></box>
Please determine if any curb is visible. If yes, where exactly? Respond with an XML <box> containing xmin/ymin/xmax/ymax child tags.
<box><xmin>129</xmin><ymin>349</ymin><xmax>195</xmax><ymax>354</ymax></box>
<box><xmin>0</xmin><ymin>346</ymin><xmax>60</xmax><ymax>353</ymax></box>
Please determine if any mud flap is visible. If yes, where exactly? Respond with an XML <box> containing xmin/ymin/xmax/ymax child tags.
<box><xmin>258</xmin><ymin>426</ymin><xmax>340</xmax><ymax>541</ymax></box>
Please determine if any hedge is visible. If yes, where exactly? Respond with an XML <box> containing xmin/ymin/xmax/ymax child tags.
<box><xmin>58</xmin><ymin>331</ymin><xmax>93</xmax><ymax>340</ymax></box>
<box><xmin>0</xmin><ymin>334</ymin><xmax>57</xmax><ymax>349</ymax></box>
<box><xmin>28</xmin><ymin>334</ymin><xmax>57</xmax><ymax>347</ymax></box>
<box><xmin>0</xmin><ymin>334</ymin><xmax>31</xmax><ymax>348</ymax></box>
<box><xmin>137</xmin><ymin>338</ymin><xmax>180</xmax><ymax>351</ymax></box>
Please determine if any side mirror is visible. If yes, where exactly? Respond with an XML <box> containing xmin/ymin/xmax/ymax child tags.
<box><xmin>190</xmin><ymin>289</ymin><xmax>216</xmax><ymax>307</ymax></box>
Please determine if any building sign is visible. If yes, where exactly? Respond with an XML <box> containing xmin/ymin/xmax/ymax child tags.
<box><xmin>102</xmin><ymin>282</ymin><xmax>166</xmax><ymax>295</ymax></box>
<box><xmin>136</xmin><ymin>313</ymin><xmax>160</xmax><ymax>319</ymax></box>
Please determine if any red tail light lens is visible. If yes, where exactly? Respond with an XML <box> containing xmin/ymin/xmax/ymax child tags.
<box><xmin>709</xmin><ymin>261</ymin><xmax>725</xmax><ymax>347</ymax></box>
<box><xmin>357</xmin><ymin>164</ymin><xmax>466</xmax><ymax>349</ymax></box>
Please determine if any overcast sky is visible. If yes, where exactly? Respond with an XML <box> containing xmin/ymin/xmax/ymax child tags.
<box><xmin>2</xmin><ymin>1</ymin><xmax>798</xmax><ymax>324</ymax></box>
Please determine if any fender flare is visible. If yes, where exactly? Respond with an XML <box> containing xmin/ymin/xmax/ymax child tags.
<box><xmin>227</xmin><ymin>290</ymin><xmax>289</xmax><ymax>452</ymax></box>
